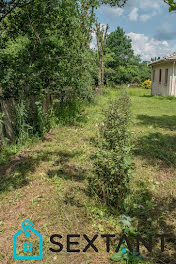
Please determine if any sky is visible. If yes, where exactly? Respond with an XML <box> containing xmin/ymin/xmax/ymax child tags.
<box><xmin>95</xmin><ymin>0</ymin><xmax>176</xmax><ymax>61</ymax></box>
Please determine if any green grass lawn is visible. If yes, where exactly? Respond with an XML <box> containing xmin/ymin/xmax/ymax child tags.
<box><xmin>0</xmin><ymin>87</ymin><xmax>176</xmax><ymax>264</ymax></box>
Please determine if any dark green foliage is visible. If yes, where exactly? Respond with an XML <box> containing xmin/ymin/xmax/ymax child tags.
<box><xmin>100</xmin><ymin>0</ymin><xmax>127</xmax><ymax>6</ymax></box>
<box><xmin>35</xmin><ymin>99</ymin><xmax>46</xmax><ymax>137</ymax></box>
<box><xmin>111</xmin><ymin>250</ymin><xmax>143</xmax><ymax>263</ymax></box>
<box><xmin>138</xmin><ymin>62</ymin><xmax>152</xmax><ymax>83</ymax></box>
<box><xmin>164</xmin><ymin>0</ymin><xmax>176</xmax><ymax>11</ymax></box>
<box><xmin>54</xmin><ymin>97</ymin><xmax>85</xmax><ymax>125</ymax></box>
<box><xmin>14</xmin><ymin>93</ymin><xmax>33</xmax><ymax>143</ymax></box>
<box><xmin>14</xmin><ymin>94</ymin><xmax>53</xmax><ymax>142</ymax></box>
<box><xmin>0</xmin><ymin>0</ymin><xmax>33</xmax><ymax>22</ymax></box>
<box><xmin>105</xmin><ymin>27</ymin><xmax>151</xmax><ymax>85</ymax></box>
<box><xmin>90</xmin><ymin>90</ymin><xmax>134</xmax><ymax>208</ymax></box>
<box><xmin>111</xmin><ymin>215</ymin><xmax>143</xmax><ymax>263</ymax></box>
<box><xmin>106</xmin><ymin>27</ymin><xmax>134</xmax><ymax>69</ymax></box>
<box><xmin>0</xmin><ymin>0</ymin><xmax>96</xmax><ymax>100</ymax></box>
<box><xmin>0</xmin><ymin>0</ymin><xmax>98</xmax><ymax>142</ymax></box>
<box><xmin>0</xmin><ymin>0</ymin><xmax>131</xmax><ymax>145</ymax></box>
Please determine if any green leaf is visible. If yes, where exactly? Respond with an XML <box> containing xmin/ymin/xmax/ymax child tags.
<box><xmin>110</xmin><ymin>252</ymin><xmax>124</xmax><ymax>261</ymax></box>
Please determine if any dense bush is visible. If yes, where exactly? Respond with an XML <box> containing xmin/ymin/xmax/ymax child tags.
<box><xmin>90</xmin><ymin>90</ymin><xmax>134</xmax><ymax>209</ymax></box>
<box><xmin>0</xmin><ymin>0</ymin><xmax>98</xmax><ymax>142</ymax></box>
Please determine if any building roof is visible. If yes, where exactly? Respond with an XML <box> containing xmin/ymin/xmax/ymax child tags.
<box><xmin>148</xmin><ymin>53</ymin><xmax>176</xmax><ymax>66</ymax></box>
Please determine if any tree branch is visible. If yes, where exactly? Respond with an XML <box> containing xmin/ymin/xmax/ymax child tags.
<box><xmin>0</xmin><ymin>0</ymin><xmax>34</xmax><ymax>22</ymax></box>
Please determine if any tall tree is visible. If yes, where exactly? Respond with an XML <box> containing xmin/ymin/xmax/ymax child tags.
<box><xmin>96</xmin><ymin>23</ymin><xmax>109</xmax><ymax>87</ymax></box>
<box><xmin>0</xmin><ymin>0</ymin><xmax>96</xmax><ymax>99</ymax></box>
<box><xmin>77</xmin><ymin>0</ymin><xmax>127</xmax><ymax>47</ymax></box>
<box><xmin>106</xmin><ymin>27</ymin><xmax>134</xmax><ymax>69</ymax></box>
<box><xmin>105</xmin><ymin>27</ymin><xmax>151</xmax><ymax>85</ymax></box>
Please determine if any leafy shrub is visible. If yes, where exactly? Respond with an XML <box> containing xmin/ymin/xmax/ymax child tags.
<box><xmin>90</xmin><ymin>90</ymin><xmax>134</xmax><ymax>209</ymax></box>
<box><xmin>142</xmin><ymin>80</ymin><xmax>151</xmax><ymax>89</ymax></box>
<box><xmin>111</xmin><ymin>215</ymin><xmax>143</xmax><ymax>263</ymax></box>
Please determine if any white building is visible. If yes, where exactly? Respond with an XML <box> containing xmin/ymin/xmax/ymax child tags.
<box><xmin>148</xmin><ymin>54</ymin><xmax>176</xmax><ymax>96</ymax></box>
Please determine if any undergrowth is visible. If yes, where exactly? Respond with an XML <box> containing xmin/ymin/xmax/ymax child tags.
<box><xmin>89</xmin><ymin>90</ymin><xmax>134</xmax><ymax>209</ymax></box>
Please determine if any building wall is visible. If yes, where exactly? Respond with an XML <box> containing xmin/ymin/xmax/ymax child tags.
<box><xmin>173</xmin><ymin>62</ymin><xmax>176</xmax><ymax>96</ymax></box>
<box><xmin>151</xmin><ymin>62</ymin><xmax>176</xmax><ymax>96</ymax></box>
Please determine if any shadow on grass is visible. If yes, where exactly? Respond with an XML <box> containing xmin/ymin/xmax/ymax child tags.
<box><xmin>0</xmin><ymin>156</ymin><xmax>35</xmax><ymax>193</ymax></box>
<box><xmin>140</xmin><ymin>95</ymin><xmax>176</xmax><ymax>100</ymax></box>
<box><xmin>64</xmin><ymin>187</ymin><xmax>85</xmax><ymax>208</ymax></box>
<box><xmin>47</xmin><ymin>150</ymin><xmax>86</xmax><ymax>182</ymax></box>
<box><xmin>137</xmin><ymin>115</ymin><xmax>176</xmax><ymax>130</ymax></box>
<box><xmin>0</xmin><ymin>150</ymin><xmax>61</xmax><ymax>193</ymax></box>
<box><xmin>127</xmin><ymin>181</ymin><xmax>176</xmax><ymax>263</ymax></box>
<box><xmin>134</xmin><ymin>132</ymin><xmax>176</xmax><ymax>168</ymax></box>
<box><xmin>47</xmin><ymin>150</ymin><xmax>89</xmax><ymax>209</ymax></box>
<box><xmin>140</xmin><ymin>95</ymin><xmax>153</xmax><ymax>98</ymax></box>
<box><xmin>0</xmin><ymin>147</ymin><xmax>86</xmax><ymax>194</ymax></box>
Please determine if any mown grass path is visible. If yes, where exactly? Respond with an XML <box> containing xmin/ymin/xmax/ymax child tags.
<box><xmin>0</xmin><ymin>88</ymin><xmax>176</xmax><ymax>264</ymax></box>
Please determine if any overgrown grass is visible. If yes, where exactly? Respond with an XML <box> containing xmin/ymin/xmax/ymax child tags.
<box><xmin>0</xmin><ymin>136</ymin><xmax>40</xmax><ymax>166</ymax></box>
<box><xmin>0</xmin><ymin>86</ymin><xmax>176</xmax><ymax>264</ymax></box>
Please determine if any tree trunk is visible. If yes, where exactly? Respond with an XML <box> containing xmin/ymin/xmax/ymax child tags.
<box><xmin>95</xmin><ymin>23</ymin><xmax>109</xmax><ymax>88</ymax></box>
